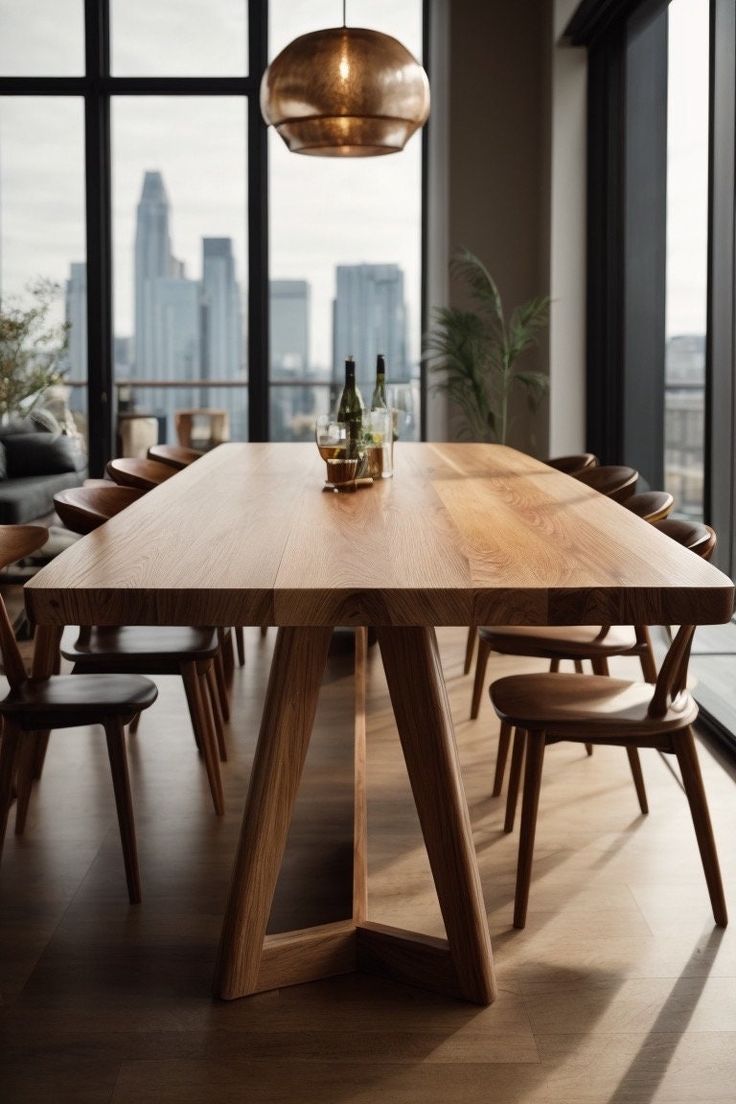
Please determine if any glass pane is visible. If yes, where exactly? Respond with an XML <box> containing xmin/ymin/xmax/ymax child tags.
<box><xmin>0</xmin><ymin>0</ymin><xmax>84</xmax><ymax>76</ymax></box>
<box><xmin>111</xmin><ymin>0</ymin><xmax>247</xmax><ymax>76</ymax></box>
<box><xmin>268</xmin><ymin>0</ymin><xmax>423</xmax><ymax>441</ymax></box>
<box><xmin>0</xmin><ymin>97</ymin><xmax>88</xmax><ymax>455</ymax></box>
<box><xmin>112</xmin><ymin>98</ymin><xmax>248</xmax><ymax>447</ymax></box>
<box><xmin>664</xmin><ymin>0</ymin><xmax>709</xmax><ymax>520</ymax></box>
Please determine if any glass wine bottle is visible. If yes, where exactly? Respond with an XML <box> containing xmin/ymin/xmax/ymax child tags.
<box><xmin>367</xmin><ymin>354</ymin><xmax>394</xmax><ymax>479</ymax></box>
<box><xmin>336</xmin><ymin>356</ymin><xmax>365</xmax><ymax>461</ymax></box>
<box><xmin>371</xmin><ymin>354</ymin><xmax>388</xmax><ymax>411</ymax></box>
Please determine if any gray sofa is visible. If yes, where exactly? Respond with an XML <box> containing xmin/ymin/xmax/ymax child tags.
<box><xmin>0</xmin><ymin>422</ymin><xmax>87</xmax><ymax>524</ymax></box>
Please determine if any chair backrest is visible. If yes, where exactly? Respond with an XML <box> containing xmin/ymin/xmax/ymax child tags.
<box><xmin>54</xmin><ymin>485</ymin><xmax>145</xmax><ymax>535</ymax></box>
<box><xmin>106</xmin><ymin>457</ymin><xmax>178</xmax><ymax>491</ymax></box>
<box><xmin>546</xmin><ymin>453</ymin><xmax>598</xmax><ymax>476</ymax></box>
<box><xmin>575</xmin><ymin>464</ymin><xmax>638</xmax><ymax>502</ymax></box>
<box><xmin>626</xmin><ymin>490</ymin><xmax>674</xmax><ymax>523</ymax></box>
<box><xmin>0</xmin><ymin>525</ymin><xmax>49</xmax><ymax>689</ymax></box>
<box><xmin>648</xmin><ymin>521</ymin><xmax>717</xmax><ymax>718</ymax></box>
<box><xmin>148</xmin><ymin>444</ymin><xmax>203</xmax><ymax>469</ymax></box>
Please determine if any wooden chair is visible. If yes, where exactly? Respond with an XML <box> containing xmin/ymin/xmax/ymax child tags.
<box><xmin>625</xmin><ymin>490</ymin><xmax>674</xmax><ymax>523</ymax></box>
<box><xmin>175</xmin><ymin>409</ymin><xmax>229</xmax><ymax>451</ymax></box>
<box><xmin>55</xmin><ymin>485</ymin><xmax>145</xmax><ymax>535</ymax></box>
<box><xmin>52</xmin><ymin>486</ymin><xmax>228</xmax><ymax>813</ymax></box>
<box><xmin>148</xmin><ymin>444</ymin><xmax>203</xmax><ymax>470</ymax></box>
<box><xmin>0</xmin><ymin>525</ymin><xmax>157</xmax><ymax>903</ymax></box>
<box><xmin>106</xmin><ymin>457</ymin><xmax>178</xmax><ymax>491</ymax></box>
<box><xmin>574</xmin><ymin>464</ymin><xmax>638</xmax><ymax>502</ymax></box>
<box><xmin>546</xmin><ymin>453</ymin><xmax>598</xmax><ymax>476</ymax></box>
<box><xmin>489</xmin><ymin>526</ymin><xmax>727</xmax><ymax>930</ymax></box>
<box><xmin>473</xmin><ymin>517</ymin><xmax>714</xmax><ymax>810</ymax></box>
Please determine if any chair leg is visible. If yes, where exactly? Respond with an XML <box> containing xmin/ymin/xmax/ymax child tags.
<box><xmin>504</xmin><ymin>728</ymin><xmax>526</xmax><ymax>833</ymax></box>
<box><xmin>492</xmin><ymin>719</ymin><xmax>513</xmax><ymax>797</ymax></box>
<box><xmin>549</xmin><ymin>658</ymin><xmax>560</xmax><ymax>673</ymax></box>
<box><xmin>103</xmin><ymin>717</ymin><xmax>141</xmax><ymax>904</ymax></box>
<box><xmin>129</xmin><ymin>711</ymin><xmax>141</xmax><ymax>735</ymax></box>
<box><xmin>626</xmin><ymin>746</ymin><xmax>649</xmax><ymax>814</ymax></box>
<box><xmin>638</xmin><ymin>626</ymin><xmax>658</xmax><ymax>683</ymax></box>
<box><xmin>214</xmin><ymin>649</ymin><xmax>230</xmax><ymax>723</ymax></box>
<box><xmin>205</xmin><ymin>661</ymin><xmax>228</xmax><ymax>762</ymax></box>
<box><xmin>464</xmin><ymin>627</ymin><xmax>477</xmax><ymax>675</ymax></box>
<box><xmin>585</xmin><ymin>743</ymin><xmax>594</xmax><ymax>757</ymax></box>
<box><xmin>13</xmin><ymin>737</ymin><xmax>38</xmax><ymax>836</ymax></box>
<box><xmin>33</xmin><ymin>732</ymin><xmax>50</xmax><ymax>778</ymax></box>
<box><xmin>591</xmin><ymin>656</ymin><xmax>609</xmax><ymax>676</ymax></box>
<box><xmin>470</xmin><ymin>635</ymin><xmax>492</xmax><ymax>720</ymax></box>
<box><xmin>673</xmin><ymin>727</ymin><xmax>728</xmax><ymax>927</ymax></box>
<box><xmin>0</xmin><ymin>722</ymin><xmax>21</xmax><ymax>856</ymax></box>
<box><xmin>219</xmin><ymin>627</ymin><xmax>235</xmax><ymax>682</ymax></box>
<box><xmin>235</xmin><ymin>627</ymin><xmax>246</xmax><ymax>667</ymax></box>
<box><xmin>181</xmin><ymin>661</ymin><xmax>224</xmax><ymax>816</ymax></box>
<box><xmin>514</xmin><ymin>730</ymin><xmax>546</xmax><ymax>929</ymax></box>
<box><xmin>574</xmin><ymin>659</ymin><xmax>584</xmax><ymax>674</ymax></box>
<box><xmin>260</xmin><ymin>625</ymin><xmax>268</xmax><ymax>638</ymax></box>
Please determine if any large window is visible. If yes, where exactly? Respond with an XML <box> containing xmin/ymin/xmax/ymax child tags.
<box><xmin>0</xmin><ymin>1</ymin><xmax>426</xmax><ymax>470</ymax></box>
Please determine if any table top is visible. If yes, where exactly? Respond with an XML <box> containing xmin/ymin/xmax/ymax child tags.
<box><xmin>25</xmin><ymin>442</ymin><xmax>735</xmax><ymax>628</ymax></box>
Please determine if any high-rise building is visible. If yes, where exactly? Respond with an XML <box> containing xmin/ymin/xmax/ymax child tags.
<box><xmin>270</xmin><ymin>280</ymin><xmax>310</xmax><ymax>378</ymax></box>
<box><xmin>64</xmin><ymin>262</ymin><xmax>87</xmax><ymax>380</ymax></box>
<box><xmin>331</xmin><ymin>263</ymin><xmax>408</xmax><ymax>387</ymax></box>
<box><xmin>202</xmin><ymin>238</ymin><xmax>243</xmax><ymax>380</ymax></box>
<box><xmin>152</xmin><ymin>278</ymin><xmax>202</xmax><ymax>417</ymax></box>
<box><xmin>134</xmin><ymin>171</ymin><xmax>173</xmax><ymax>378</ymax></box>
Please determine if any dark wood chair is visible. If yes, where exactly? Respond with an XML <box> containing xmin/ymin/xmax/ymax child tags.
<box><xmin>574</xmin><ymin>464</ymin><xmax>638</xmax><ymax>502</ymax></box>
<box><xmin>546</xmin><ymin>452</ymin><xmax>598</xmax><ymax>475</ymax></box>
<box><xmin>55</xmin><ymin>485</ymin><xmax>145</xmax><ymax>534</ymax></box>
<box><xmin>489</xmin><ymin>525</ymin><xmax>727</xmax><ymax>931</ymax></box>
<box><xmin>0</xmin><ymin>525</ymin><xmax>157</xmax><ymax>903</ymax></box>
<box><xmin>106</xmin><ymin>457</ymin><xmax>178</xmax><ymax>491</ymax></box>
<box><xmin>52</xmin><ymin>486</ymin><xmax>227</xmax><ymax>814</ymax></box>
<box><xmin>625</xmin><ymin>490</ymin><xmax>674</xmax><ymax>523</ymax></box>
<box><xmin>147</xmin><ymin>444</ymin><xmax>203</xmax><ymax>469</ymax></box>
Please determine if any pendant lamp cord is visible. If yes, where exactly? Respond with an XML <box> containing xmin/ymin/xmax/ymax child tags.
<box><xmin>342</xmin><ymin>0</ymin><xmax>347</xmax><ymax>27</ymax></box>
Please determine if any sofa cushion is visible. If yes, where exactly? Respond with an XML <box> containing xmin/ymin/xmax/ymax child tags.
<box><xmin>0</xmin><ymin>471</ymin><xmax>86</xmax><ymax>524</ymax></box>
<box><xmin>0</xmin><ymin>442</ymin><xmax>6</xmax><ymax>480</ymax></box>
<box><xmin>3</xmin><ymin>432</ymin><xmax>85</xmax><ymax>478</ymax></box>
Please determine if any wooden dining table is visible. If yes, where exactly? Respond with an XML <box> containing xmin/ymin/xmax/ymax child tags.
<box><xmin>24</xmin><ymin>442</ymin><xmax>735</xmax><ymax>1006</ymax></box>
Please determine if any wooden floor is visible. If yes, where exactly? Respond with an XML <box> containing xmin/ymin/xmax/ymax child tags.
<box><xmin>1</xmin><ymin>626</ymin><xmax>735</xmax><ymax>1103</ymax></box>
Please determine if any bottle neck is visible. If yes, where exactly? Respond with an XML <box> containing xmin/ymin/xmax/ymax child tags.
<box><xmin>345</xmin><ymin>362</ymin><xmax>356</xmax><ymax>388</ymax></box>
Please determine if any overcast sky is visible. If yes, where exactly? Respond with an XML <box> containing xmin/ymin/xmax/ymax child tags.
<box><xmin>0</xmin><ymin>0</ymin><xmax>709</xmax><ymax>375</ymax></box>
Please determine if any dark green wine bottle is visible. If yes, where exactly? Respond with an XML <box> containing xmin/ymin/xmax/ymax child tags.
<box><xmin>336</xmin><ymin>356</ymin><xmax>365</xmax><ymax>460</ymax></box>
<box><xmin>371</xmin><ymin>354</ymin><xmax>388</xmax><ymax>411</ymax></box>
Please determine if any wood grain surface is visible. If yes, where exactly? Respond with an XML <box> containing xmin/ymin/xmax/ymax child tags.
<box><xmin>25</xmin><ymin>443</ymin><xmax>735</xmax><ymax>629</ymax></box>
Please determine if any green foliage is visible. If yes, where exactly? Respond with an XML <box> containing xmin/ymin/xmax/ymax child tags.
<box><xmin>0</xmin><ymin>280</ymin><xmax>69</xmax><ymax>420</ymax></box>
<box><xmin>423</xmin><ymin>248</ymin><xmax>550</xmax><ymax>444</ymax></box>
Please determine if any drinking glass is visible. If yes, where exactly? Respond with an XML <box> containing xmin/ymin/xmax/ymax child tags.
<box><xmin>315</xmin><ymin>415</ymin><xmax>357</xmax><ymax>492</ymax></box>
<box><xmin>388</xmin><ymin>381</ymin><xmax>420</xmax><ymax>442</ymax></box>
<box><xmin>365</xmin><ymin>407</ymin><xmax>394</xmax><ymax>479</ymax></box>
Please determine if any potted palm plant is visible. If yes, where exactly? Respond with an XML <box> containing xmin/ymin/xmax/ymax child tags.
<box><xmin>424</xmin><ymin>249</ymin><xmax>549</xmax><ymax>445</ymax></box>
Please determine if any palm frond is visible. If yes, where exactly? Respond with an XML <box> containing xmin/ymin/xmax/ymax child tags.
<box><xmin>450</xmin><ymin>248</ymin><xmax>504</xmax><ymax>329</ymax></box>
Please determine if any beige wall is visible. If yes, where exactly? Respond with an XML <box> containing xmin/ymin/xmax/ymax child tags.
<box><xmin>426</xmin><ymin>0</ymin><xmax>587</xmax><ymax>455</ymax></box>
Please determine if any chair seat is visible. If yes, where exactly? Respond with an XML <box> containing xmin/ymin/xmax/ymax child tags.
<box><xmin>61</xmin><ymin>626</ymin><xmax>218</xmax><ymax>674</ymax></box>
<box><xmin>0</xmin><ymin>674</ymin><xmax>158</xmax><ymax>729</ymax></box>
<box><xmin>478</xmin><ymin>623</ymin><xmax>638</xmax><ymax>658</ymax></box>
<box><xmin>491</xmin><ymin>672</ymin><xmax>698</xmax><ymax>740</ymax></box>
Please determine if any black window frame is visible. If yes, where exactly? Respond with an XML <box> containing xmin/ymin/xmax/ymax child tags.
<box><xmin>0</xmin><ymin>0</ymin><xmax>429</xmax><ymax>473</ymax></box>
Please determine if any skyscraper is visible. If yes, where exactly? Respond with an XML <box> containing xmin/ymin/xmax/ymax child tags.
<box><xmin>332</xmin><ymin>263</ymin><xmax>408</xmax><ymax>387</ymax></box>
<box><xmin>134</xmin><ymin>171</ymin><xmax>173</xmax><ymax>378</ymax></box>
<box><xmin>202</xmin><ymin>238</ymin><xmax>243</xmax><ymax>380</ymax></box>
<box><xmin>152</xmin><ymin>277</ymin><xmax>201</xmax><ymax>418</ymax></box>
<box><xmin>270</xmin><ymin>280</ymin><xmax>310</xmax><ymax>377</ymax></box>
<box><xmin>64</xmin><ymin>261</ymin><xmax>87</xmax><ymax>381</ymax></box>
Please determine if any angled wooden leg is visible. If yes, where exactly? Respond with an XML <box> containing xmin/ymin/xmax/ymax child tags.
<box><xmin>214</xmin><ymin>649</ymin><xmax>230</xmax><ymax>723</ymax></box>
<box><xmin>353</xmin><ymin>628</ymin><xmax>368</xmax><ymax>925</ymax></box>
<box><xmin>514</xmin><ymin>730</ymin><xmax>546</xmax><ymax>929</ymax></box>
<box><xmin>673</xmin><ymin>727</ymin><xmax>727</xmax><ymax>927</ymax></box>
<box><xmin>205</xmin><ymin>661</ymin><xmax>228</xmax><ymax>762</ymax></box>
<box><xmin>504</xmin><ymin>728</ymin><xmax>526</xmax><ymax>833</ymax></box>
<box><xmin>591</xmin><ymin>656</ymin><xmax>609</xmax><ymax>676</ymax></box>
<box><xmin>235</xmin><ymin>627</ymin><xmax>246</xmax><ymax>667</ymax></box>
<box><xmin>626</xmin><ymin>746</ymin><xmax>649</xmax><ymax>814</ymax></box>
<box><xmin>492</xmin><ymin>719</ymin><xmax>512</xmax><ymax>797</ymax></box>
<box><xmin>215</xmin><ymin>626</ymin><xmax>334</xmax><ymax>1000</ymax></box>
<box><xmin>29</xmin><ymin>625</ymin><xmax>63</xmax><ymax>781</ymax></box>
<box><xmin>376</xmin><ymin>626</ymin><xmax>496</xmax><ymax>1005</ymax></box>
<box><xmin>219</xmin><ymin>627</ymin><xmax>235</xmax><ymax>682</ymax></box>
<box><xmin>128</xmin><ymin>711</ymin><xmax>142</xmax><ymax>735</ymax></box>
<box><xmin>470</xmin><ymin>634</ymin><xmax>492</xmax><ymax>720</ymax></box>
<box><xmin>637</xmin><ymin>626</ymin><xmax>658</xmax><ymax>683</ymax></box>
<box><xmin>13</xmin><ymin>737</ymin><xmax>38</xmax><ymax>836</ymax></box>
<box><xmin>549</xmin><ymin>658</ymin><xmax>560</xmax><ymax>673</ymax></box>
<box><xmin>0</xmin><ymin>721</ymin><xmax>22</xmax><ymax>855</ymax></box>
<box><xmin>260</xmin><ymin>625</ymin><xmax>268</xmax><ymax>638</ymax></box>
<box><xmin>574</xmin><ymin>659</ymin><xmax>584</xmax><ymax>673</ymax></box>
<box><xmin>464</xmin><ymin>627</ymin><xmax>477</xmax><ymax>675</ymax></box>
<box><xmin>181</xmin><ymin>661</ymin><xmax>224</xmax><ymax>816</ymax></box>
<box><xmin>104</xmin><ymin>717</ymin><xmax>141</xmax><ymax>904</ymax></box>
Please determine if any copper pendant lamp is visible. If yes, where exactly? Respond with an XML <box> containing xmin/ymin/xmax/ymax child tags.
<box><xmin>260</xmin><ymin>3</ymin><xmax>430</xmax><ymax>157</ymax></box>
